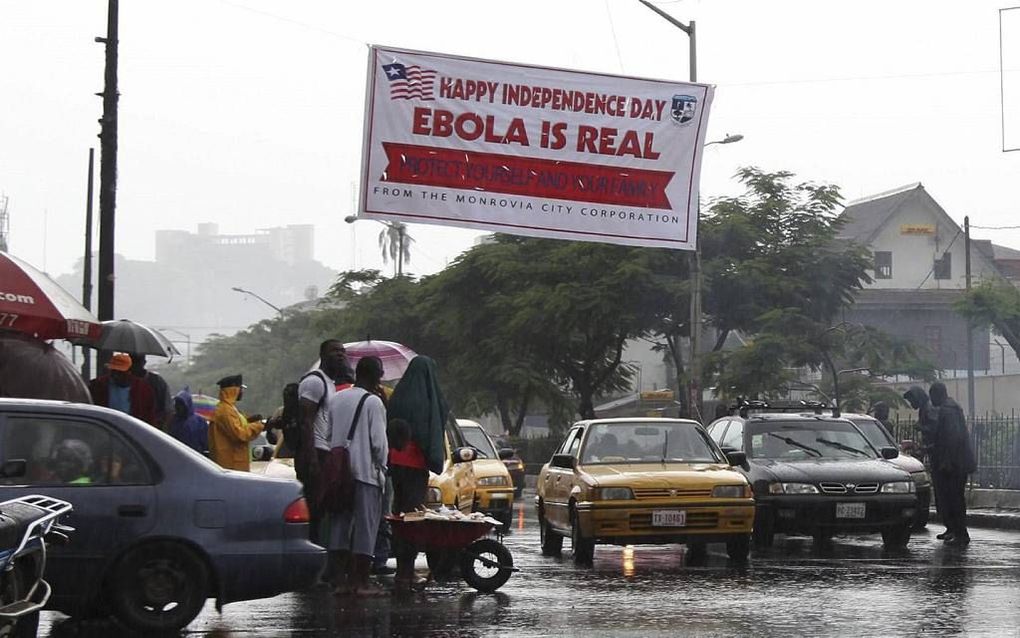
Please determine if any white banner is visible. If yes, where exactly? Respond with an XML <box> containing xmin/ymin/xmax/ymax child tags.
<box><xmin>359</xmin><ymin>46</ymin><xmax>714</xmax><ymax>250</ymax></box>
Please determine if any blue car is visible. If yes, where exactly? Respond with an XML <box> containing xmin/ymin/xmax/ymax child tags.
<box><xmin>0</xmin><ymin>399</ymin><xmax>324</xmax><ymax>634</ymax></box>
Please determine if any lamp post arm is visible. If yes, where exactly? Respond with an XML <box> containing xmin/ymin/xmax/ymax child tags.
<box><xmin>231</xmin><ymin>287</ymin><xmax>283</xmax><ymax>315</ymax></box>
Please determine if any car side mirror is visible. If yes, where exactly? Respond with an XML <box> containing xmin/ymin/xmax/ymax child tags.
<box><xmin>452</xmin><ymin>446</ymin><xmax>477</xmax><ymax>464</ymax></box>
<box><xmin>498</xmin><ymin>448</ymin><xmax>515</xmax><ymax>460</ymax></box>
<box><xmin>880</xmin><ymin>446</ymin><xmax>899</xmax><ymax>460</ymax></box>
<box><xmin>0</xmin><ymin>459</ymin><xmax>27</xmax><ymax>479</ymax></box>
<box><xmin>725</xmin><ymin>451</ymin><xmax>747</xmax><ymax>467</ymax></box>
<box><xmin>550</xmin><ymin>453</ymin><xmax>576</xmax><ymax>470</ymax></box>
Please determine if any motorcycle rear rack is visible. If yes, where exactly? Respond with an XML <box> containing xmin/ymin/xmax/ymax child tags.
<box><xmin>1</xmin><ymin>494</ymin><xmax>73</xmax><ymax>563</ymax></box>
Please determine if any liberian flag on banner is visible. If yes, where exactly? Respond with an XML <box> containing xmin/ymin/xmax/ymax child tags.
<box><xmin>381</xmin><ymin>63</ymin><xmax>436</xmax><ymax>100</ymax></box>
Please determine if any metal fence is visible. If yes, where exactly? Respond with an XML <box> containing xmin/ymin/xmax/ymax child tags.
<box><xmin>889</xmin><ymin>413</ymin><xmax>1020</xmax><ymax>490</ymax></box>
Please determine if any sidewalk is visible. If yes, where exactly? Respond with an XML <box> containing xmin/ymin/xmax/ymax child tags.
<box><xmin>929</xmin><ymin>488</ymin><xmax>1020</xmax><ymax>531</ymax></box>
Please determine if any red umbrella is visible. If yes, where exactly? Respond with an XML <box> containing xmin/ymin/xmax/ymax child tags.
<box><xmin>0</xmin><ymin>251</ymin><xmax>101</xmax><ymax>342</ymax></box>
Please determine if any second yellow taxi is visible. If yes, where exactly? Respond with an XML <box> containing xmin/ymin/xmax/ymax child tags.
<box><xmin>536</xmin><ymin>418</ymin><xmax>754</xmax><ymax>563</ymax></box>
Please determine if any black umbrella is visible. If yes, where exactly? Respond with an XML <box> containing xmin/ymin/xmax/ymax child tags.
<box><xmin>97</xmin><ymin>320</ymin><xmax>181</xmax><ymax>359</ymax></box>
<box><xmin>0</xmin><ymin>333</ymin><xmax>91</xmax><ymax>402</ymax></box>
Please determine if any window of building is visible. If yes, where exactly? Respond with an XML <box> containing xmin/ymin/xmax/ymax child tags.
<box><xmin>934</xmin><ymin>253</ymin><xmax>952</xmax><ymax>280</ymax></box>
<box><xmin>874</xmin><ymin>251</ymin><xmax>892</xmax><ymax>279</ymax></box>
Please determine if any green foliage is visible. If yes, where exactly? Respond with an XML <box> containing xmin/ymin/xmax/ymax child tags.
<box><xmin>956</xmin><ymin>281</ymin><xmax>1020</xmax><ymax>356</ymax></box>
<box><xmin>160</xmin><ymin>309</ymin><xmax>340</xmax><ymax>415</ymax></box>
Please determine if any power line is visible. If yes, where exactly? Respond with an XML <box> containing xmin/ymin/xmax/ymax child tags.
<box><xmin>970</xmin><ymin>224</ymin><xmax>1020</xmax><ymax>230</ymax></box>
<box><xmin>914</xmin><ymin>228</ymin><xmax>962</xmax><ymax>290</ymax></box>
<box><xmin>214</xmin><ymin>0</ymin><xmax>364</xmax><ymax>44</ymax></box>
<box><xmin>604</xmin><ymin>0</ymin><xmax>626</xmax><ymax>73</ymax></box>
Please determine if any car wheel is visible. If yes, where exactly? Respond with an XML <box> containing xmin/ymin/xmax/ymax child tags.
<box><xmin>497</xmin><ymin>510</ymin><xmax>513</xmax><ymax>529</ymax></box>
<box><xmin>752</xmin><ymin>525</ymin><xmax>774</xmax><ymax>549</ymax></box>
<box><xmin>109</xmin><ymin>541</ymin><xmax>209</xmax><ymax>634</ymax></box>
<box><xmin>460</xmin><ymin>538</ymin><xmax>513</xmax><ymax>593</ymax></box>
<box><xmin>539</xmin><ymin>508</ymin><xmax>563</xmax><ymax>557</ymax></box>
<box><xmin>912</xmin><ymin>493</ymin><xmax>931</xmax><ymax>531</ymax></box>
<box><xmin>882</xmin><ymin>524</ymin><xmax>911</xmax><ymax>550</ymax></box>
<box><xmin>726</xmin><ymin>535</ymin><xmax>751</xmax><ymax>562</ymax></box>
<box><xmin>686</xmin><ymin>542</ymin><xmax>708</xmax><ymax>565</ymax></box>
<box><xmin>570</xmin><ymin>508</ymin><xmax>594</xmax><ymax>565</ymax></box>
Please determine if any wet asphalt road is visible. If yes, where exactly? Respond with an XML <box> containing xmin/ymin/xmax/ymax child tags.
<box><xmin>43</xmin><ymin>491</ymin><xmax>1020</xmax><ymax>637</ymax></box>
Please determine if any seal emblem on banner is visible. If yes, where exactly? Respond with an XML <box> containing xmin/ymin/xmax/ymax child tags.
<box><xmin>670</xmin><ymin>94</ymin><xmax>698</xmax><ymax>126</ymax></box>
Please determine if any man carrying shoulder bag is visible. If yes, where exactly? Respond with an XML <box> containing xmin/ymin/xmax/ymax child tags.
<box><xmin>322</xmin><ymin>356</ymin><xmax>389</xmax><ymax>596</ymax></box>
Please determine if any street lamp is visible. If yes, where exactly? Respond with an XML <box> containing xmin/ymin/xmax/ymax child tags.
<box><xmin>345</xmin><ymin>215</ymin><xmax>408</xmax><ymax>277</ymax></box>
<box><xmin>639</xmin><ymin>0</ymin><xmax>744</xmax><ymax>423</ymax></box>
<box><xmin>706</xmin><ymin>134</ymin><xmax>744</xmax><ymax>146</ymax></box>
<box><xmin>230</xmin><ymin>286</ymin><xmax>283</xmax><ymax>315</ymax></box>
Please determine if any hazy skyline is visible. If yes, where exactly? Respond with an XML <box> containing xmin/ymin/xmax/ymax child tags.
<box><xmin>3</xmin><ymin>0</ymin><xmax>1019</xmax><ymax>288</ymax></box>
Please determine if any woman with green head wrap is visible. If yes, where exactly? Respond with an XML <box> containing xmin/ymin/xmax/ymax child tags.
<box><xmin>387</xmin><ymin>355</ymin><xmax>450</xmax><ymax>590</ymax></box>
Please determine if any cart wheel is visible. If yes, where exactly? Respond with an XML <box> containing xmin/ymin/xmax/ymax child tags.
<box><xmin>460</xmin><ymin>538</ymin><xmax>513</xmax><ymax>593</ymax></box>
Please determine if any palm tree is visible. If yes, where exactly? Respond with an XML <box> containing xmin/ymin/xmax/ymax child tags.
<box><xmin>378</xmin><ymin>221</ymin><xmax>413</xmax><ymax>276</ymax></box>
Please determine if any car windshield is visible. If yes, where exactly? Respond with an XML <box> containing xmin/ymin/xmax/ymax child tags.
<box><xmin>580</xmin><ymin>422</ymin><xmax>720</xmax><ymax>465</ymax></box>
<box><xmin>460</xmin><ymin>427</ymin><xmax>496</xmax><ymax>459</ymax></box>
<box><xmin>850</xmin><ymin>418</ymin><xmax>895</xmax><ymax>451</ymax></box>
<box><xmin>748</xmin><ymin>420</ymin><xmax>876</xmax><ymax>460</ymax></box>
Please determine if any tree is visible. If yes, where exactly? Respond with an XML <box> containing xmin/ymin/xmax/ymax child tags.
<box><xmin>378</xmin><ymin>222</ymin><xmax>413</xmax><ymax>276</ymax></box>
<box><xmin>695</xmin><ymin>168</ymin><xmax>936</xmax><ymax>405</ymax></box>
<box><xmin>421</xmin><ymin>239</ymin><xmax>570</xmax><ymax>435</ymax></box>
<box><xmin>956</xmin><ymin>280</ymin><xmax>1020</xmax><ymax>358</ymax></box>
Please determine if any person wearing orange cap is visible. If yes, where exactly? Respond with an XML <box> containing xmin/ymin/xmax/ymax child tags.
<box><xmin>88</xmin><ymin>352</ymin><xmax>158</xmax><ymax>425</ymax></box>
<box><xmin>209</xmin><ymin>374</ymin><xmax>265</xmax><ymax>472</ymax></box>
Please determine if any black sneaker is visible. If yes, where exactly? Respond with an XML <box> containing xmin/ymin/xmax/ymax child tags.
<box><xmin>945</xmin><ymin>534</ymin><xmax>970</xmax><ymax>547</ymax></box>
<box><xmin>936</xmin><ymin>530</ymin><xmax>951</xmax><ymax>540</ymax></box>
<box><xmin>371</xmin><ymin>565</ymin><xmax>396</xmax><ymax>575</ymax></box>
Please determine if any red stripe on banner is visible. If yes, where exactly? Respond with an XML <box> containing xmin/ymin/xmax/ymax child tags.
<box><xmin>381</xmin><ymin>143</ymin><xmax>673</xmax><ymax>209</ymax></box>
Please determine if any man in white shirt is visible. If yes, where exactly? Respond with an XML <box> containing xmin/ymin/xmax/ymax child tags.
<box><xmin>298</xmin><ymin>339</ymin><xmax>352</xmax><ymax>543</ymax></box>
<box><xmin>324</xmin><ymin>355</ymin><xmax>388</xmax><ymax>596</ymax></box>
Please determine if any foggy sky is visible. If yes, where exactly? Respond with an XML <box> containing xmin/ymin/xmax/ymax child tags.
<box><xmin>3</xmin><ymin>0</ymin><xmax>1019</xmax><ymax>285</ymax></box>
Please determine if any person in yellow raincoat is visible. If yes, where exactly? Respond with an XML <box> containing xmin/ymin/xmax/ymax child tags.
<box><xmin>209</xmin><ymin>374</ymin><xmax>264</xmax><ymax>471</ymax></box>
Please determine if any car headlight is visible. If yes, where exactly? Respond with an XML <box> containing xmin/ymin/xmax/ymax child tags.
<box><xmin>477</xmin><ymin>476</ymin><xmax>509</xmax><ymax>487</ymax></box>
<box><xmin>426</xmin><ymin>487</ymin><xmax>442</xmax><ymax>503</ymax></box>
<box><xmin>595</xmin><ymin>487</ymin><xmax>634</xmax><ymax>500</ymax></box>
<box><xmin>712</xmin><ymin>485</ymin><xmax>749</xmax><ymax>498</ymax></box>
<box><xmin>775</xmin><ymin>483</ymin><xmax>819</xmax><ymax>495</ymax></box>
<box><xmin>910</xmin><ymin>471</ymin><xmax>930</xmax><ymax>487</ymax></box>
<box><xmin>881</xmin><ymin>481</ymin><xmax>916</xmax><ymax>494</ymax></box>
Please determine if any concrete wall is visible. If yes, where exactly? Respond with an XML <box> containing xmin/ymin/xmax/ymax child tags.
<box><xmin>886</xmin><ymin>373</ymin><xmax>1020</xmax><ymax>418</ymax></box>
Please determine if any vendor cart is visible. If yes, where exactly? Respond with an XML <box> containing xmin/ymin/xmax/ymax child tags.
<box><xmin>386</xmin><ymin>515</ymin><xmax>516</xmax><ymax>593</ymax></box>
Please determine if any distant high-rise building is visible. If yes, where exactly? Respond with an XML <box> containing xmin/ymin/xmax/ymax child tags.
<box><xmin>155</xmin><ymin>224</ymin><xmax>315</xmax><ymax>266</ymax></box>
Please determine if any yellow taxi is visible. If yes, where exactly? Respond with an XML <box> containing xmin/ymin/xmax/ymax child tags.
<box><xmin>456</xmin><ymin>419</ymin><xmax>515</xmax><ymax>526</ymax></box>
<box><xmin>536</xmin><ymin>418</ymin><xmax>754</xmax><ymax>564</ymax></box>
<box><xmin>425</xmin><ymin>420</ymin><xmax>477</xmax><ymax>513</ymax></box>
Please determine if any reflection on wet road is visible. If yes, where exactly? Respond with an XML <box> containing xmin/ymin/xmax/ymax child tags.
<box><xmin>43</xmin><ymin>493</ymin><xmax>1020</xmax><ymax>636</ymax></box>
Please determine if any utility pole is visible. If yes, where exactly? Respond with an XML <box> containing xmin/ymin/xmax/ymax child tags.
<box><xmin>96</xmin><ymin>0</ymin><xmax>119</xmax><ymax>331</ymax></box>
<box><xmin>638</xmin><ymin>0</ymin><xmax>702</xmax><ymax>421</ymax></box>
<box><xmin>397</xmin><ymin>224</ymin><xmax>405</xmax><ymax>277</ymax></box>
<box><xmin>82</xmin><ymin>148</ymin><xmax>95</xmax><ymax>380</ymax></box>
<box><xmin>965</xmin><ymin>215</ymin><xmax>976</xmax><ymax>419</ymax></box>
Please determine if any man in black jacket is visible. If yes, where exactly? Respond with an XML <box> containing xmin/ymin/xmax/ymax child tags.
<box><xmin>928</xmin><ymin>382</ymin><xmax>976</xmax><ymax>546</ymax></box>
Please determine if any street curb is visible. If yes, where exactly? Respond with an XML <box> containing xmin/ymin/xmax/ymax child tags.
<box><xmin>929</xmin><ymin>508</ymin><xmax>1020</xmax><ymax>531</ymax></box>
